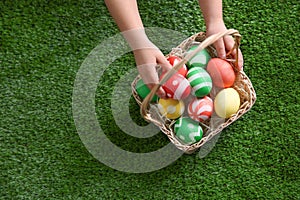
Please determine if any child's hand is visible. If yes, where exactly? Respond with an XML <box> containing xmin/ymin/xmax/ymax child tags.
<box><xmin>133</xmin><ymin>48</ymin><xmax>172</xmax><ymax>98</ymax></box>
<box><xmin>120</xmin><ymin>28</ymin><xmax>172</xmax><ymax>98</ymax></box>
<box><xmin>206</xmin><ymin>22</ymin><xmax>244</xmax><ymax>70</ymax></box>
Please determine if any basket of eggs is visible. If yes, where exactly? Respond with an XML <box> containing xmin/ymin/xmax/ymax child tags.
<box><xmin>131</xmin><ymin>29</ymin><xmax>256</xmax><ymax>154</ymax></box>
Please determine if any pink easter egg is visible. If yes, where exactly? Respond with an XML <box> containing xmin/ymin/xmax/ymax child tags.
<box><xmin>162</xmin><ymin>73</ymin><xmax>191</xmax><ymax>100</ymax></box>
<box><xmin>188</xmin><ymin>96</ymin><xmax>213</xmax><ymax>122</ymax></box>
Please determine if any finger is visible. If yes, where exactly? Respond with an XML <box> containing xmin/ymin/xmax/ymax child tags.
<box><xmin>146</xmin><ymin>83</ymin><xmax>166</xmax><ymax>99</ymax></box>
<box><xmin>156</xmin><ymin>54</ymin><xmax>179</xmax><ymax>98</ymax></box>
<box><xmin>137</xmin><ymin>63</ymin><xmax>159</xmax><ymax>85</ymax></box>
<box><xmin>236</xmin><ymin>48</ymin><xmax>244</xmax><ymax>70</ymax></box>
<box><xmin>137</xmin><ymin>63</ymin><xmax>167</xmax><ymax>98</ymax></box>
<box><xmin>224</xmin><ymin>36</ymin><xmax>244</xmax><ymax>70</ymax></box>
<box><xmin>214</xmin><ymin>38</ymin><xmax>226</xmax><ymax>59</ymax></box>
<box><xmin>157</xmin><ymin>86</ymin><xmax>167</xmax><ymax>99</ymax></box>
<box><xmin>156</xmin><ymin>53</ymin><xmax>172</xmax><ymax>73</ymax></box>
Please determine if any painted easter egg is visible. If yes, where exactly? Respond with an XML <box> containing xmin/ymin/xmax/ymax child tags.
<box><xmin>167</xmin><ymin>56</ymin><xmax>188</xmax><ymax>77</ymax></box>
<box><xmin>186</xmin><ymin>45</ymin><xmax>211</xmax><ymax>69</ymax></box>
<box><xmin>174</xmin><ymin>117</ymin><xmax>203</xmax><ymax>145</ymax></box>
<box><xmin>162</xmin><ymin>73</ymin><xmax>191</xmax><ymax>100</ymax></box>
<box><xmin>157</xmin><ymin>98</ymin><xmax>185</xmax><ymax>119</ymax></box>
<box><xmin>188</xmin><ymin>96</ymin><xmax>213</xmax><ymax>122</ymax></box>
<box><xmin>135</xmin><ymin>78</ymin><xmax>159</xmax><ymax>102</ymax></box>
<box><xmin>206</xmin><ymin>58</ymin><xmax>236</xmax><ymax>88</ymax></box>
<box><xmin>214</xmin><ymin>88</ymin><xmax>240</xmax><ymax>118</ymax></box>
<box><xmin>187</xmin><ymin>67</ymin><xmax>212</xmax><ymax>97</ymax></box>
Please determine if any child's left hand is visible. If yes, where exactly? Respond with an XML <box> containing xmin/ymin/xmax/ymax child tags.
<box><xmin>206</xmin><ymin>22</ymin><xmax>244</xmax><ymax>70</ymax></box>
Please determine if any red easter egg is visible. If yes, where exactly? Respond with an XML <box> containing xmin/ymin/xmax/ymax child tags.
<box><xmin>162</xmin><ymin>73</ymin><xmax>191</xmax><ymax>100</ymax></box>
<box><xmin>167</xmin><ymin>56</ymin><xmax>188</xmax><ymax>77</ymax></box>
<box><xmin>206</xmin><ymin>58</ymin><xmax>236</xmax><ymax>88</ymax></box>
<box><xmin>188</xmin><ymin>96</ymin><xmax>213</xmax><ymax>122</ymax></box>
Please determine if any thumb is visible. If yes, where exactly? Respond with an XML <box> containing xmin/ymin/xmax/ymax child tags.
<box><xmin>156</xmin><ymin>53</ymin><xmax>172</xmax><ymax>73</ymax></box>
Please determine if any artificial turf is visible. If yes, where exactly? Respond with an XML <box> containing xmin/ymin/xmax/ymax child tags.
<box><xmin>1</xmin><ymin>0</ymin><xmax>299</xmax><ymax>199</ymax></box>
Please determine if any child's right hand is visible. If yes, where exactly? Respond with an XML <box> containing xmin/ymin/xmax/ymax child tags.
<box><xmin>133</xmin><ymin>47</ymin><xmax>172</xmax><ymax>98</ymax></box>
<box><xmin>120</xmin><ymin>28</ymin><xmax>172</xmax><ymax>98</ymax></box>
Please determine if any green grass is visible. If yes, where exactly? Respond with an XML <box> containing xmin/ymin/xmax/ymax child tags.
<box><xmin>1</xmin><ymin>0</ymin><xmax>299</xmax><ymax>199</ymax></box>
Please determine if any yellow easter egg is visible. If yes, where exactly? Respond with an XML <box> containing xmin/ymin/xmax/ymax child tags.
<box><xmin>158</xmin><ymin>98</ymin><xmax>185</xmax><ymax>119</ymax></box>
<box><xmin>214</xmin><ymin>88</ymin><xmax>240</xmax><ymax>118</ymax></box>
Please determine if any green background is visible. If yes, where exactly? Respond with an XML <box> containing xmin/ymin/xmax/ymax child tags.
<box><xmin>1</xmin><ymin>0</ymin><xmax>299</xmax><ymax>199</ymax></box>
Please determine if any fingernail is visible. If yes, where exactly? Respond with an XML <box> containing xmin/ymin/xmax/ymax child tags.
<box><xmin>220</xmin><ymin>54</ymin><xmax>226</xmax><ymax>59</ymax></box>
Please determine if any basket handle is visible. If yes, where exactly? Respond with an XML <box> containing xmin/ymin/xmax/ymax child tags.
<box><xmin>140</xmin><ymin>29</ymin><xmax>241</xmax><ymax>120</ymax></box>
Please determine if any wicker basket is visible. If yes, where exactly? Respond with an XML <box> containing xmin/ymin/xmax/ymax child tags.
<box><xmin>131</xmin><ymin>29</ymin><xmax>256</xmax><ymax>154</ymax></box>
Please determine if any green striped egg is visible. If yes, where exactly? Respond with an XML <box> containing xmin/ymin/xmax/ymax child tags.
<box><xmin>186</xmin><ymin>46</ymin><xmax>211</xmax><ymax>69</ymax></box>
<box><xmin>174</xmin><ymin>117</ymin><xmax>203</xmax><ymax>145</ymax></box>
<box><xmin>187</xmin><ymin>67</ymin><xmax>212</xmax><ymax>97</ymax></box>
